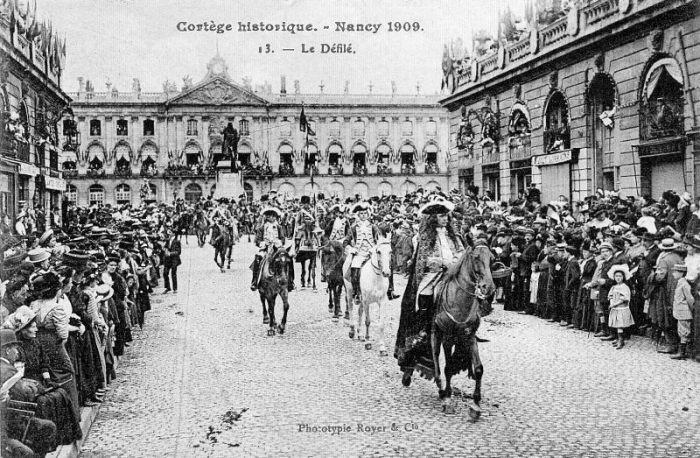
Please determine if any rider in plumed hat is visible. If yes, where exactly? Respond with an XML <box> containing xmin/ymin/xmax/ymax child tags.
<box><xmin>250</xmin><ymin>207</ymin><xmax>294</xmax><ymax>291</ymax></box>
<box><xmin>395</xmin><ymin>196</ymin><xmax>464</xmax><ymax>368</ymax></box>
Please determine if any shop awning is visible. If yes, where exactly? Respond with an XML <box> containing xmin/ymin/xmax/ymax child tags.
<box><xmin>61</xmin><ymin>151</ymin><xmax>77</xmax><ymax>163</ymax></box>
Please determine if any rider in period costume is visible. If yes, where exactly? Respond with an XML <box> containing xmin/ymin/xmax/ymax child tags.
<box><xmin>250</xmin><ymin>207</ymin><xmax>294</xmax><ymax>291</ymax></box>
<box><xmin>395</xmin><ymin>197</ymin><xmax>464</xmax><ymax>367</ymax></box>
<box><xmin>344</xmin><ymin>202</ymin><xmax>380</xmax><ymax>303</ymax></box>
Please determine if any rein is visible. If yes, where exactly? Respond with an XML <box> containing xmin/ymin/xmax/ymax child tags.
<box><xmin>371</xmin><ymin>241</ymin><xmax>391</xmax><ymax>275</ymax></box>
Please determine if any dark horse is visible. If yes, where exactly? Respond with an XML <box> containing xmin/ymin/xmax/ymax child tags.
<box><xmin>258</xmin><ymin>249</ymin><xmax>294</xmax><ymax>336</ymax></box>
<box><xmin>295</xmin><ymin>225</ymin><xmax>320</xmax><ymax>291</ymax></box>
<box><xmin>192</xmin><ymin>208</ymin><xmax>210</xmax><ymax>248</ymax></box>
<box><xmin>210</xmin><ymin>223</ymin><xmax>232</xmax><ymax>273</ymax></box>
<box><xmin>176</xmin><ymin>211</ymin><xmax>194</xmax><ymax>244</ymax></box>
<box><xmin>319</xmin><ymin>237</ymin><xmax>346</xmax><ymax>319</ymax></box>
<box><xmin>400</xmin><ymin>244</ymin><xmax>495</xmax><ymax>419</ymax></box>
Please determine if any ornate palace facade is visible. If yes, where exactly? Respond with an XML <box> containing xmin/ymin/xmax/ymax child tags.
<box><xmin>62</xmin><ymin>54</ymin><xmax>449</xmax><ymax>206</ymax></box>
<box><xmin>441</xmin><ymin>0</ymin><xmax>700</xmax><ymax>204</ymax></box>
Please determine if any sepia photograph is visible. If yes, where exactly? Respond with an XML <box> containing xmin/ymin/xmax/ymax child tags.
<box><xmin>1</xmin><ymin>0</ymin><xmax>699</xmax><ymax>456</ymax></box>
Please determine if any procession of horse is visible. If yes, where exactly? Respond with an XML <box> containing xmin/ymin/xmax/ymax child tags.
<box><xmin>173</xmin><ymin>196</ymin><xmax>495</xmax><ymax>419</ymax></box>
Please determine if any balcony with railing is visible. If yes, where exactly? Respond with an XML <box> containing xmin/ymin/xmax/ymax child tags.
<box><xmin>539</xmin><ymin>16</ymin><xmax>568</xmax><ymax>48</ymax></box>
<box><xmin>443</xmin><ymin>0</ymin><xmax>685</xmax><ymax>100</ymax></box>
<box><xmin>509</xmin><ymin>135</ymin><xmax>532</xmax><ymax>161</ymax></box>
<box><xmin>278</xmin><ymin>164</ymin><xmax>296</xmax><ymax>177</ymax></box>
<box><xmin>424</xmin><ymin>162</ymin><xmax>441</xmax><ymax>174</ymax></box>
<box><xmin>481</xmin><ymin>145</ymin><xmax>500</xmax><ymax>164</ymax></box>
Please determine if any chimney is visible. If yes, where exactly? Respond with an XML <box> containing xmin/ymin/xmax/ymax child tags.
<box><xmin>280</xmin><ymin>76</ymin><xmax>287</xmax><ymax>96</ymax></box>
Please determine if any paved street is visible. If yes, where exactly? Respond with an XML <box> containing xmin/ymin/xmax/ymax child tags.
<box><xmin>79</xmin><ymin>240</ymin><xmax>700</xmax><ymax>458</ymax></box>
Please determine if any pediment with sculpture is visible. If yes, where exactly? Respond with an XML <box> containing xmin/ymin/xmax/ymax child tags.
<box><xmin>168</xmin><ymin>77</ymin><xmax>268</xmax><ymax>106</ymax></box>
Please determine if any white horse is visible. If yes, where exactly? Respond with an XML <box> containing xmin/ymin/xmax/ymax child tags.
<box><xmin>343</xmin><ymin>237</ymin><xmax>392</xmax><ymax>355</ymax></box>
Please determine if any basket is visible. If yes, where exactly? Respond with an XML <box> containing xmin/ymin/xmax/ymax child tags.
<box><xmin>491</xmin><ymin>261</ymin><xmax>512</xmax><ymax>279</ymax></box>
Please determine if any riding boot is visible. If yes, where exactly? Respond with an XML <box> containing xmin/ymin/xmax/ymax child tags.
<box><xmin>387</xmin><ymin>270</ymin><xmax>400</xmax><ymax>300</ymax></box>
<box><xmin>250</xmin><ymin>255</ymin><xmax>262</xmax><ymax>291</ymax></box>
<box><xmin>351</xmin><ymin>267</ymin><xmax>361</xmax><ymax>302</ymax></box>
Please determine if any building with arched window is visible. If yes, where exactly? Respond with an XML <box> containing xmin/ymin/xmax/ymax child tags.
<box><xmin>63</xmin><ymin>53</ymin><xmax>449</xmax><ymax>202</ymax></box>
<box><xmin>441</xmin><ymin>0</ymin><xmax>698</xmax><ymax>203</ymax></box>
<box><xmin>0</xmin><ymin>6</ymin><xmax>71</xmax><ymax>222</ymax></box>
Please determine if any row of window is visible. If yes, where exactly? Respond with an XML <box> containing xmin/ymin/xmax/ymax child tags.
<box><xmin>71</xmin><ymin>117</ymin><xmax>437</xmax><ymax>139</ymax></box>
<box><xmin>279</xmin><ymin>118</ymin><xmax>435</xmax><ymax>138</ymax></box>
<box><xmin>75</xmin><ymin>119</ymin><xmax>250</xmax><ymax>137</ymax></box>
<box><xmin>67</xmin><ymin>182</ymin><xmax>208</xmax><ymax>205</ymax></box>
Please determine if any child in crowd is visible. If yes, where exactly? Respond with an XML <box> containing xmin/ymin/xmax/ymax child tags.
<box><xmin>607</xmin><ymin>264</ymin><xmax>635</xmax><ymax>349</ymax></box>
<box><xmin>671</xmin><ymin>263</ymin><xmax>694</xmax><ymax>360</ymax></box>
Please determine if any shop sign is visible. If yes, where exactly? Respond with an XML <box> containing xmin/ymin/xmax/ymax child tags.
<box><xmin>44</xmin><ymin>176</ymin><xmax>66</xmax><ymax>191</ymax></box>
<box><xmin>18</xmin><ymin>163</ymin><xmax>40</xmax><ymax>176</ymax></box>
<box><xmin>635</xmin><ymin>138</ymin><xmax>684</xmax><ymax>158</ymax></box>
<box><xmin>532</xmin><ymin>149</ymin><xmax>574</xmax><ymax>167</ymax></box>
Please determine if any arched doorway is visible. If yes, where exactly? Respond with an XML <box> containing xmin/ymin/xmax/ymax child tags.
<box><xmin>278</xmin><ymin>182</ymin><xmax>296</xmax><ymax>199</ymax></box>
<box><xmin>184</xmin><ymin>183</ymin><xmax>202</xmax><ymax>204</ymax></box>
<box><xmin>351</xmin><ymin>143</ymin><xmax>367</xmax><ymax>175</ymax></box>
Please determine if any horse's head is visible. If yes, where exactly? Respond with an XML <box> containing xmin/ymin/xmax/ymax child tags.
<box><xmin>471</xmin><ymin>244</ymin><xmax>496</xmax><ymax>298</ymax></box>
<box><xmin>373</xmin><ymin>237</ymin><xmax>392</xmax><ymax>278</ymax></box>
<box><xmin>270</xmin><ymin>249</ymin><xmax>292</xmax><ymax>283</ymax></box>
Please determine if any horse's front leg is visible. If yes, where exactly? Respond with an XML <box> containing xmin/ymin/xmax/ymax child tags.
<box><xmin>468</xmin><ymin>336</ymin><xmax>483</xmax><ymax>421</ymax></box>
<box><xmin>431</xmin><ymin>327</ymin><xmax>446</xmax><ymax>399</ymax></box>
<box><xmin>442</xmin><ymin>343</ymin><xmax>456</xmax><ymax>415</ymax></box>
<box><xmin>363</xmin><ymin>300</ymin><xmax>372</xmax><ymax>350</ymax></box>
<box><xmin>267</xmin><ymin>294</ymin><xmax>277</xmax><ymax>336</ymax></box>
<box><xmin>300</xmin><ymin>262</ymin><xmax>306</xmax><ymax>289</ymax></box>
<box><xmin>377</xmin><ymin>297</ymin><xmax>389</xmax><ymax>356</ymax></box>
<box><xmin>278</xmin><ymin>290</ymin><xmax>289</xmax><ymax>335</ymax></box>
<box><xmin>260</xmin><ymin>292</ymin><xmax>269</xmax><ymax>324</ymax></box>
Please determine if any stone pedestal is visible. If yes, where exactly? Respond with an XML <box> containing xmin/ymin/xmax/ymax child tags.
<box><xmin>214</xmin><ymin>161</ymin><xmax>243</xmax><ymax>199</ymax></box>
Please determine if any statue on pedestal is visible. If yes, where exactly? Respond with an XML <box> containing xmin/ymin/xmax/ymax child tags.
<box><xmin>221</xmin><ymin>122</ymin><xmax>239</xmax><ymax>172</ymax></box>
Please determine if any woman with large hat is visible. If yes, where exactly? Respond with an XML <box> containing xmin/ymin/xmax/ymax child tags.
<box><xmin>395</xmin><ymin>196</ymin><xmax>463</xmax><ymax>371</ymax></box>
<box><xmin>3</xmin><ymin>305</ymin><xmax>83</xmax><ymax>444</ymax></box>
<box><xmin>29</xmin><ymin>272</ymin><xmax>83</xmax><ymax>422</ymax></box>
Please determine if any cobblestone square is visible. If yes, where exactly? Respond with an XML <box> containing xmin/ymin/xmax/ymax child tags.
<box><xmin>78</xmin><ymin>242</ymin><xmax>700</xmax><ymax>457</ymax></box>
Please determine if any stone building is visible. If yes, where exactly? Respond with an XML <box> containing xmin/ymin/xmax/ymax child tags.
<box><xmin>440</xmin><ymin>0</ymin><xmax>699</xmax><ymax>204</ymax></box>
<box><xmin>63</xmin><ymin>53</ymin><xmax>449</xmax><ymax>206</ymax></box>
<box><xmin>1</xmin><ymin>4</ymin><xmax>70</xmax><ymax>222</ymax></box>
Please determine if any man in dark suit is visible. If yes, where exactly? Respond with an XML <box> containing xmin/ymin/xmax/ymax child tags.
<box><xmin>162</xmin><ymin>228</ymin><xmax>182</xmax><ymax>293</ymax></box>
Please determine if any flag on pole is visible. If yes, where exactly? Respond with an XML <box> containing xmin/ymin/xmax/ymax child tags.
<box><xmin>299</xmin><ymin>105</ymin><xmax>315</xmax><ymax>136</ymax></box>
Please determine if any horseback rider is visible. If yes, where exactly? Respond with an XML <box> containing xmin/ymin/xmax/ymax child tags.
<box><xmin>407</xmin><ymin>197</ymin><xmax>464</xmax><ymax>346</ymax></box>
<box><xmin>210</xmin><ymin>198</ymin><xmax>233</xmax><ymax>223</ymax></box>
<box><xmin>344</xmin><ymin>201</ymin><xmax>380</xmax><ymax>304</ymax></box>
<box><xmin>295</xmin><ymin>210</ymin><xmax>321</xmax><ymax>252</ymax></box>
<box><xmin>250</xmin><ymin>207</ymin><xmax>294</xmax><ymax>291</ymax></box>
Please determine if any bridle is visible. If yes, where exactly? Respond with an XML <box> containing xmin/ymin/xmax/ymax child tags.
<box><xmin>371</xmin><ymin>241</ymin><xmax>391</xmax><ymax>275</ymax></box>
